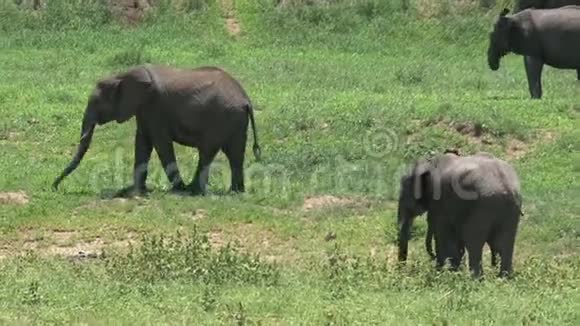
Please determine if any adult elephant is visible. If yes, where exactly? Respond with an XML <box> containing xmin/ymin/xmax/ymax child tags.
<box><xmin>515</xmin><ymin>1</ymin><xmax>580</xmax><ymax>98</ymax></box>
<box><xmin>487</xmin><ymin>6</ymin><xmax>580</xmax><ymax>99</ymax></box>
<box><xmin>396</xmin><ymin>151</ymin><xmax>522</xmax><ymax>278</ymax></box>
<box><xmin>52</xmin><ymin>64</ymin><xmax>261</xmax><ymax>197</ymax></box>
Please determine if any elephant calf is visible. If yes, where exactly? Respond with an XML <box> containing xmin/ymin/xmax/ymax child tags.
<box><xmin>487</xmin><ymin>6</ymin><xmax>580</xmax><ymax>99</ymax></box>
<box><xmin>52</xmin><ymin>64</ymin><xmax>261</xmax><ymax>196</ymax></box>
<box><xmin>397</xmin><ymin>151</ymin><xmax>523</xmax><ymax>278</ymax></box>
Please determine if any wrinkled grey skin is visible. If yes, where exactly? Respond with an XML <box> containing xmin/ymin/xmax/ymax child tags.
<box><xmin>52</xmin><ymin>64</ymin><xmax>261</xmax><ymax>197</ymax></box>
<box><xmin>487</xmin><ymin>6</ymin><xmax>580</xmax><ymax>99</ymax></box>
<box><xmin>397</xmin><ymin>152</ymin><xmax>522</xmax><ymax>278</ymax></box>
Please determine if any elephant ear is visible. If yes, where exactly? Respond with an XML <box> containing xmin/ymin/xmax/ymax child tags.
<box><xmin>412</xmin><ymin>160</ymin><xmax>432</xmax><ymax>204</ymax></box>
<box><xmin>114</xmin><ymin>66</ymin><xmax>155</xmax><ymax>123</ymax></box>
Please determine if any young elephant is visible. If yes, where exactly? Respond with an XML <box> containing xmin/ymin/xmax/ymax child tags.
<box><xmin>421</xmin><ymin>150</ymin><xmax>499</xmax><ymax>268</ymax></box>
<box><xmin>397</xmin><ymin>152</ymin><xmax>522</xmax><ymax>278</ymax></box>
<box><xmin>52</xmin><ymin>64</ymin><xmax>261</xmax><ymax>197</ymax></box>
<box><xmin>487</xmin><ymin>6</ymin><xmax>580</xmax><ymax>99</ymax></box>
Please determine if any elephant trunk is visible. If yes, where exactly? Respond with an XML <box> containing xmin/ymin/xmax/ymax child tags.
<box><xmin>397</xmin><ymin>206</ymin><xmax>412</xmax><ymax>262</ymax></box>
<box><xmin>425</xmin><ymin>218</ymin><xmax>435</xmax><ymax>260</ymax></box>
<box><xmin>488</xmin><ymin>45</ymin><xmax>501</xmax><ymax>71</ymax></box>
<box><xmin>52</xmin><ymin>108</ymin><xmax>96</xmax><ymax>191</ymax></box>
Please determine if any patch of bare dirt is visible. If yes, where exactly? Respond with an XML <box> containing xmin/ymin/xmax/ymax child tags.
<box><xmin>505</xmin><ymin>138</ymin><xmax>529</xmax><ymax>160</ymax></box>
<box><xmin>208</xmin><ymin>223</ymin><xmax>297</xmax><ymax>264</ymax></box>
<box><xmin>0</xmin><ymin>229</ymin><xmax>138</xmax><ymax>260</ymax></box>
<box><xmin>108</xmin><ymin>0</ymin><xmax>153</xmax><ymax>25</ymax></box>
<box><xmin>414</xmin><ymin>119</ymin><xmax>558</xmax><ymax>161</ymax></box>
<box><xmin>442</xmin><ymin>120</ymin><xmax>495</xmax><ymax>146</ymax></box>
<box><xmin>302</xmin><ymin>195</ymin><xmax>368</xmax><ymax>212</ymax></box>
<box><xmin>220</xmin><ymin>0</ymin><xmax>241</xmax><ymax>36</ymax></box>
<box><xmin>189</xmin><ymin>209</ymin><xmax>208</xmax><ymax>221</ymax></box>
<box><xmin>0</xmin><ymin>191</ymin><xmax>29</xmax><ymax>205</ymax></box>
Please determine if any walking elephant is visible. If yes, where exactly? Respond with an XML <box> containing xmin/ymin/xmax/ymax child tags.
<box><xmin>397</xmin><ymin>151</ymin><xmax>522</xmax><ymax>278</ymax></box>
<box><xmin>487</xmin><ymin>6</ymin><xmax>580</xmax><ymax>99</ymax></box>
<box><xmin>52</xmin><ymin>64</ymin><xmax>261</xmax><ymax>197</ymax></box>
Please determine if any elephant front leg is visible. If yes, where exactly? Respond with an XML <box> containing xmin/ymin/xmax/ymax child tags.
<box><xmin>153</xmin><ymin>139</ymin><xmax>186</xmax><ymax>193</ymax></box>
<box><xmin>114</xmin><ymin>127</ymin><xmax>153</xmax><ymax>198</ymax></box>
<box><xmin>524</xmin><ymin>56</ymin><xmax>544</xmax><ymax>99</ymax></box>
<box><xmin>434</xmin><ymin>224</ymin><xmax>451</xmax><ymax>271</ymax></box>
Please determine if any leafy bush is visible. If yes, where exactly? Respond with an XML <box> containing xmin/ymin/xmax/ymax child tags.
<box><xmin>104</xmin><ymin>228</ymin><xmax>280</xmax><ymax>286</ymax></box>
<box><xmin>108</xmin><ymin>48</ymin><xmax>153</xmax><ymax>67</ymax></box>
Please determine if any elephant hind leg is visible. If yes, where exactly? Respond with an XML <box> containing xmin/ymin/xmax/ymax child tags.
<box><xmin>188</xmin><ymin>147</ymin><xmax>219</xmax><ymax>196</ymax></box>
<box><xmin>488</xmin><ymin>241</ymin><xmax>500</xmax><ymax>268</ymax></box>
<box><xmin>577</xmin><ymin>69</ymin><xmax>580</xmax><ymax>81</ymax></box>
<box><xmin>222</xmin><ymin>133</ymin><xmax>248</xmax><ymax>193</ymax></box>
<box><xmin>495</xmin><ymin>223</ymin><xmax>519</xmax><ymax>278</ymax></box>
<box><xmin>461</xmin><ymin>214</ymin><xmax>491</xmax><ymax>279</ymax></box>
<box><xmin>464</xmin><ymin>239</ymin><xmax>485</xmax><ymax>279</ymax></box>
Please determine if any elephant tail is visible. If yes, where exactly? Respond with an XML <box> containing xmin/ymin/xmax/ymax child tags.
<box><xmin>246</xmin><ymin>104</ymin><xmax>261</xmax><ymax>161</ymax></box>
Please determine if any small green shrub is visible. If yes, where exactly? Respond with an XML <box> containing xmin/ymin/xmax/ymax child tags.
<box><xmin>108</xmin><ymin>49</ymin><xmax>152</xmax><ymax>67</ymax></box>
<box><xmin>104</xmin><ymin>228</ymin><xmax>280</xmax><ymax>286</ymax></box>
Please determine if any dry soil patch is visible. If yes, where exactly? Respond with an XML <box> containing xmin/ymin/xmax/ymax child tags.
<box><xmin>220</xmin><ymin>0</ymin><xmax>241</xmax><ymax>36</ymax></box>
<box><xmin>0</xmin><ymin>191</ymin><xmax>29</xmax><ymax>205</ymax></box>
<box><xmin>302</xmin><ymin>195</ymin><xmax>368</xmax><ymax>212</ymax></box>
<box><xmin>208</xmin><ymin>223</ymin><xmax>297</xmax><ymax>264</ymax></box>
<box><xmin>1</xmin><ymin>229</ymin><xmax>138</xmax><ymax>260</ymax></box>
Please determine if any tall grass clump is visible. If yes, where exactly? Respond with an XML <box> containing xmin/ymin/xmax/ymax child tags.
<box><xmin>0</xmin><ymin>0</ymin><xmax>112</xmax><ymax>31</ymax></box>
<box><xmin>104</xmin><ymin>228</ymin><xmax>280</xmax><ymax>286</ymax></box>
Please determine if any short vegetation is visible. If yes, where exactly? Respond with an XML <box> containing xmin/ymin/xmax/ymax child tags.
<box><xmin>0</xmin><ymin>0</ymin><xmax>578</xmax><ymax>324</ymax></box>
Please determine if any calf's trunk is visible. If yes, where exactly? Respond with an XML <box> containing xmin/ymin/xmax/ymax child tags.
<box><xmin>397</xmin><ymin>207</ymin><xmax>412</xmax><ymax>262</ymax></box>
<box><xmin>52</xmin><ymin>108</ymin><xmax>96</xmax><ymax>190</ymax></box>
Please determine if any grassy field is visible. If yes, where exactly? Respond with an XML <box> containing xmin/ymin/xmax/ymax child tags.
<box><xmin>0</xmin><ymin>0</ymin><xmax>579</xmax><ymax>324</ymax></box>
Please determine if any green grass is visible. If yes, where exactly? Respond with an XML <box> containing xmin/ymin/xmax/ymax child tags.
<box><xmin>0</xmin><ymin>0</ymin><xmax>579</xmax><ymax>324</ymax></box>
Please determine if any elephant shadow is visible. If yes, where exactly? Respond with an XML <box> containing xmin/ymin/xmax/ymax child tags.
<box><xmin>486</xmin><ymin>94</ymin><xmax>526</xmax><ymax>101</ymax></box>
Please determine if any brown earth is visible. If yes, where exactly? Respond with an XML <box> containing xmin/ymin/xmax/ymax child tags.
<box><xmin>220</xmin><ymin>0</ymin><xmax>241</xmax><ymax>36</ymax></box>
<box><xmin>302</xmin><ymin>195</ymin><xmax>369</xmax><ymax>212</ymax></box>
<box><xmin>208</xmin><ymin>222</ymin><xmax>298</xmax><ymax>264</ymax></box>
<box><xmin>409</xmin><ymin>119</ymin><xmax>558</xmax><ymax>161</ymax></box>
<box><xmin>0</xmin><ymin>191</ymin><xmax>29</xmax><ymax>205</ymax></box>
<box><xmin>0</xmin><ymin>229</ymin><xmax>138</xmax><ymax>261</ymax></box>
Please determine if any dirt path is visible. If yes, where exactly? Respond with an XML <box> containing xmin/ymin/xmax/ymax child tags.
<box><xmin>220</xmin><ymin>0</ymin><xmax>241</xmax><ymax>36</ymax></box>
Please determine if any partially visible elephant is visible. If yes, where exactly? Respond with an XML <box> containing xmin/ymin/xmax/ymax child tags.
<box><xmin>514</xmin><ymin>0</ymin><xmax>580</xmax><ymax>12</ymax></box>
<box><xmin>52</xmin><ymin>64</ymin><xmax>261</xmax><ymax>197</ymax></box>
<box><xmin>397</xmin><ymin>151</ymin><xmax>522</xmax><ymax>278</ymax></box>
<box><xmin>487</xmin><ymin>6</ymin><xmax>580</xmax><ymax>99</ymax></box>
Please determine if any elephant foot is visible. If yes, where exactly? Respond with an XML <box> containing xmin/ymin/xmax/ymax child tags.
<box><xmin>113</xmin><ymin>185</ymin><xmax>151</xmax><ymax>198</ymax></box>
<box><xmin>169</xmin><ymin>182</ymin><xmax>191</xmax><ymax>196</ymax></box>
<box><xmin>185</xmin><ymin>183</ymin><xmax>207</xmax><ymax>196</ymax></box>
<box><xmin>229</xmin><ymin>186</ymin><xmax>245</xmax><ymax>194</ymax></box>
